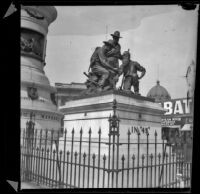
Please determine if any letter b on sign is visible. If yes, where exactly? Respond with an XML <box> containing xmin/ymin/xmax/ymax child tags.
<box><xmin>164</xmin><ymin>102</ymin><xmax>173</xmax><ymax>115</ymax></box>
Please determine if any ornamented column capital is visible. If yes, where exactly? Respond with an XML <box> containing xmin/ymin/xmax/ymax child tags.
<box><xmin>21</xmin><ymin>5</ymin><xmax>57</xmax><ymax>26</ymax></box>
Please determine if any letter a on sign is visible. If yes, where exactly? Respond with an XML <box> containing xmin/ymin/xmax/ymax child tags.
<box><xmin>174</xmin><ymin>100</ymin><xmax>183</xmax><ymax>114</ymax></box>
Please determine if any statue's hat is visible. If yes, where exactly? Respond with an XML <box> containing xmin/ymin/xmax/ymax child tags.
<box><xmin>123</xmin><ymin>49</ymin><xmax>130</xmax><ymax>56</ymax></box>
<box><xmin>111</xmin><ymin>31</ymin><xmax>122</xmax><ymax>38</ymax></box>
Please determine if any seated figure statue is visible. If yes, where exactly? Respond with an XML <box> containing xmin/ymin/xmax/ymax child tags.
<box><xmin>84</xmin><ymin>39</ymin><xmax>119</xmax><ymax>94</ymax></box>
<box><xmin>119</xmin><ymin>50</ymin><xmax>146</xmax><ymax>95</ymax></box>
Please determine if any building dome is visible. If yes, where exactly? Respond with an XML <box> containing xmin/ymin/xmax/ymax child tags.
<box><xmin>147</xmin><ymin>80</ymin><xmax>171</xmax><ymax>102</ymax></box>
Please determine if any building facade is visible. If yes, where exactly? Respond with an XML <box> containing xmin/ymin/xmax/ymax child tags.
<box><xmin>55</xmin><ymin>82</ymin><xmax>86</xmax><ymax>106</ymax></box>
<box><xmin>147</xmin><ymin>81</ymin><xmax>193</xmax><ymax>161</ymax></box>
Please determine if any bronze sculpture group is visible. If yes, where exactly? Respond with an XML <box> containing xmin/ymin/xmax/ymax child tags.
<box><xmin>84</xmin><ymin>31</ymin><xmax>146</xmax><ymax>95</ymax></box>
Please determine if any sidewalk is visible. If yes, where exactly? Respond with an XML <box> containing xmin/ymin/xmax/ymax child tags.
<box><xmin>20</xmin><ymin>182</ymin><xmax>50</xmax><ymax>189</ymax></box>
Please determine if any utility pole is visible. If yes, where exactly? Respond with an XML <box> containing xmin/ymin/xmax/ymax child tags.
<box><xmin>157</xmin><ymin>64</ymin><xmax>160</xmax><ymax>82</ymax></box>
<box><xmin>105</xmin><ymin>25</ymin><xmax>108</xmax><ymax>40</ymax></box>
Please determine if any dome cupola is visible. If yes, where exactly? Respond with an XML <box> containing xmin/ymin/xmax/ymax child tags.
<box><xmin>147</xmin><ymin>80</ymin><xmax>171</xmax><ymax>102</ymax></box>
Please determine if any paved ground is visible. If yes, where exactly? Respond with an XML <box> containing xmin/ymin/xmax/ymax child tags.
<box><xmin>20</xmin><ymin>182</ymin><xmax>49</xmax><ymax>189</ymax></box>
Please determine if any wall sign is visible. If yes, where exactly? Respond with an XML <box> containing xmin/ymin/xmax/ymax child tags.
<box><xmin>161</xmin><ymin>98</ymin><xmax>192</xmax><ymax>116</ymax></box>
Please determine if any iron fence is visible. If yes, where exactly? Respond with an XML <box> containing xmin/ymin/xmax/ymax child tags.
<box><xmin>20</xmin><ymin>115</ymin><xmax>192</xmax><ymax>189</ymax></box>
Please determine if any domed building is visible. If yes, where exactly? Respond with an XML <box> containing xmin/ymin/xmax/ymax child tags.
<box><xmin>147</xmin><ymin>80</ymin><xmax>171</xmax><ymax>102</ymax></box>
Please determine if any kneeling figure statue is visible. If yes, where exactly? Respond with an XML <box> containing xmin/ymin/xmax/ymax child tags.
<box><xmin>84</xmin><ymin>39</ymin><xmax>119</xmax><ymax>94</ymax></box>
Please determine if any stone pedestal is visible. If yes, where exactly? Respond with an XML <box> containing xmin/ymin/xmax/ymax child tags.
<box><xmin>20</xmin><ymin>6</ymin><xmax>63</xmax><ymax>131</ymax></box>
<box><xmin>59</xmin><ymin>90</ymin><xmax>166</xmax><ymax>156</ymax></box>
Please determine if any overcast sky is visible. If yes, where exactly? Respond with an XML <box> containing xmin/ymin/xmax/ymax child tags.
<box><xmin>45</xmin><ymin>5</ymin><xmax>198</xmax><ymax>99</ymax></box>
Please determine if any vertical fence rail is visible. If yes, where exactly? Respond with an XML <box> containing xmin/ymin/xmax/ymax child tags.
<box><xmin>97</xmin><ymin>128</ymin><xmax>101</xmax><ymax>188</ymax></box>
<box><xmin>48</xmin><ymin>130</ymin><xmax>53</xmax><ymax>187</ymax></box>
<box><xmin>166</xmin><ymin>153</ymin><xmax>169</xmax><ymax>187</ymax></box>
<box><xmin>132</xmin><ymin>154</ymin><xmax>135</xmax><ymax>188</ymax></box>
<box><xmin>168</xmin><ymin>146</ymin><xmax>171</xmax><ymax>188</ymax></box>
<box><xmin>37</xmin><ymin>130</ymin><xmax>42</xmax><ymax>185</ymax></box>
<box><xmin>111</xmin><ymin>129</ymin><xmax>115</xmax><ymax>188</ymax></box>
<box><xmin>154</xmin><ymin>131</ymin><xmax>157</xmax><ymax>187</ymax></box>
<box><xmin>62</xmin><ymin>129</ymin><xmax>67</xmax><ymax>188</ymax></box>
<box><xmin>150</xmin><ymin>154</ymin><xmax>153</xmax><ymax>188</ymax></box>
<box><xmin>52</xmin><ymin>149</ymin><xmax>56</xmax><ymax>187</ymax></box>
<box><xmin>42</xmin><ymin>131</ymin><xmax>47</xmax><ymax>185</ymax></box>
<box><xmin>70</xmin><ymin>129</ymin><xmax>74</xmax><ymax>188</ymax></box>
<box><xmin>74</xmin><ymin>152</ymin><xmax>78</xmax><ymax>187</ymax></box>
<box><xmin>102</xmin><ymin>154</ymin><xmax>106</xmax><ymax>188</ymax></box>
<box><xmin>127</xmin><ymin>130</ymin><xmax>130</xmax><ymax>188</ymax></box>
<box><xmin>172</xmin><ymin>149</ymin><xmax>175</xmax><ymax>188</ymax></box>
<box><xmin>107</xmin><ymin>116</ymin><xmax>111</xmax><ymax>188</ymax></box>
<box><xmin>146</xmin><ymin>131</ymin><xmax>149</xmax><ymax>188</ymax></box>
<box><xmin>137</xmin><ymin>130</ymin><xmax>140</xmax><ymax>188</ymax></box>
<box><xmin>87</xmin><ymin>128</ymin><xmax>92</xmax><ymax>188</ymax></box>
<box><xmin>92</xmin><ymin>154</ymin><xmax>95</xmax><ymax>188</ymax></box>
<box><xmin>78</xmin><ymin>128</ymin><xmax>82</xmax><ymax>188</ymax></box>
<box><xmin>121</xmin><ymin>155</ymin><xmax>125</xmax><ymax>188</ymax></box>
<box><xmin>32</xmin><ymin>129</ymin><xmax>37</xmax><ymax>182</ymax></box>
<box><xmin>66</xmin><ymin>151</ymin><xmax>70</xmax><ymax>188</ymax></box>
<box><xmin>141</xmin><ymin>154</ymin><xmax>145</xmax><ymax>188</ymax></box>
<box><xmin>40</xmin><ymin>148</ymin><xmax>44</xmax><ymax>185</ymax></box>
<box><xmin>82</xmin><ymin>152</ymin><xmax>86</xmax><ymax>188</ymax></box>
<box><xmin>46</xmin><ymin>148</ymin><xmax>49</xmax><ymax>186</ymax></box>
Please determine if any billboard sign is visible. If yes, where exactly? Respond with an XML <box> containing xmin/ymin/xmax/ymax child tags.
<box><xmin>160</xmin><ymin>98</ymin><xmax>193</xmax><ymax>128</ymax></box>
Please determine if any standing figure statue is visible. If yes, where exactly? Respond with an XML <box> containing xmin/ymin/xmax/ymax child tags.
<box><xmin>84</xmin><ymin>39</ymin><xmax>119</xmax><ymax>93</ymax></box>
<box><xmin>106</xmin><ymin>31</ymin><xmax>123</xmax><ymax>86</ymax></box>
<box><xmin>107</xmin><ymin>31</ymin><xmax>123</xmax><ymax>67</ymax></box>
<box><xmin>119</xmin><ymin>50</ymin><xmax>146</xmax><ymax>95</ymax></box>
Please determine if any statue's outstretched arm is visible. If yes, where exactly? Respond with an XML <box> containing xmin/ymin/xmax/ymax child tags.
<box><xmin>135</xmin><ymin>62</ymin><xmax>146</xmax><ymax>79</ymax></box>
<box><xmin>139</xmin><ymin>68</ymin><xmax>146</xmax><ymax>79</ymax></box>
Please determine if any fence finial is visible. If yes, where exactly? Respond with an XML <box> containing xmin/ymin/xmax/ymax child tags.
<box><xmin>98</xmin><ymin>127</ymin><xmax>101</xmax><ymax>134</ymax></box>
<box><xmin>80</xmin><ymin>127</ymin><xmax>83</xmax><ymax>134</ymax></box>
<box><xmin>128</xmin><ymin>129</ymin><xmax>131</xmax><ymax>135</ymax></box>
<box><xmin>112</xmin><ymin>99</ymin><xmax>117</xmax><ymax>116</ymax></box>
<box><xmin>89</xmin><ymin>127</ymin><xmax>92</xmax><ymax>134</ymax></box>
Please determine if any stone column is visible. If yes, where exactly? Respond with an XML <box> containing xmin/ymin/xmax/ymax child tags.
<box><xmin>20</xmin><ymin>6</ymin><xmax>63</xmax><ymax>131</ymax></box>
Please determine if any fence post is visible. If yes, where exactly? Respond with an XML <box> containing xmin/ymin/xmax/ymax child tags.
<box><xmin>24</xmin><ymin>112</ymin><xmax>35</xmax><ymax>182</ymax></box>
<box><xmin>54</xmin><ymin>130</ymin><xmax>62</xmax><ymax>188</ymax></box>
<box><xmin>108</xmin><ymin>99</ymin><xmax>120</xmax><ymax>188</ymax></box>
